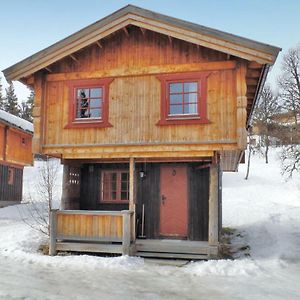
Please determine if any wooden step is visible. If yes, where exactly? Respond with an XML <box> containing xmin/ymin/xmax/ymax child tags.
<box><xmin>136</xmin><ymin>251</ymin><xmax>208</xmax><ymax>260</ymax></box>
<box><xmin>136</xmin><ymin>239</ymin><xmax>214</xmax><ymax>255</ymax></box>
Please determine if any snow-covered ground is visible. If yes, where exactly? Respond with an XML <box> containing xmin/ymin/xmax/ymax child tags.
<box><xmin>0</xmin><ymin>150</ymin><xmax>300</xmax><ymax>299</ymax></box>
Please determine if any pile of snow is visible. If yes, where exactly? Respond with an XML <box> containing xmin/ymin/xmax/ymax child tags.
<box><xmin>0</xmin><ymin>149</ymin><xmax>299</xmax><ymax>299</ymax></box>
<box><xmin>0</xmin><ymin>109</ymin><xmax>33</xmax><ymax>133</ymax></box>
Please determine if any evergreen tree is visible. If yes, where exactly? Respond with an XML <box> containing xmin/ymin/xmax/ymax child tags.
<box><xmin>0</xmin><ymin>76</ymin><xmax>6</xmax><ymax>110</ymax></box>
<box><xmin>5</xmin><ymin>82</ymin><xmax>20</xmax><ymax>116</ymax></box>
<box><xmin>19</xmin><ymin>89</ymin><xmax>34</xmax><ymax>122</ymax></box>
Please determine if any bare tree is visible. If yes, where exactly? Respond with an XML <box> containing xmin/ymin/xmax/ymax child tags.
<box><xmin>280</xmin><ymin>145</ymin><xmax>300</xmax><ymax>178</ymax></box>
<box><xmin>277</xmin><ymin>46</ymin><xmax>300</xmax><ymax>178</ymax></box>
<box><xmin>278</xmin><ymin>46</ymin><xmax>300</xmax><ymax>126</ymax></box>
<box><xmin>245</xmin><ymin>126</ymin><xmax>254</xmax><ymax>180</ymax></box>
<box><xmin>19</xmin><ymin>157</ymin><xmax>60</xmax><ymax>236</ymax></box>
<box><xmin>253</xmin><ymin>85</ymin><xmax>280</xmax><ymax>163</ymax></box>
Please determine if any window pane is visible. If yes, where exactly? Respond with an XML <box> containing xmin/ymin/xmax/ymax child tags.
<box><xmin>77</xmin><ymin>89</ymin><xmax>89</xmax><ymax>98</ymax></box>
<box><xmin>184</xmin><ymin>93</ymin><xmax>198</xmax><ymax>104</ymax></box>
<box><xmin>112</xmin><ymin>192</ymin><xmax>117</xmax><ymax>200</ymax></box>
<box><xmin>90</xmin><ymin>98</ymin><xmax>101</xmax><ymax>108</ymax></box>
<box><xmin>121</xmin><ymin>181</ymin><xmax>128</xmax><ymax>191</ymax></box>
<box><xmin>121</xmin><ymin>173</ymin><xmax>128</xmax><ymax>181</ymax></box>
<box><xmin>79</xmin><ymin>107</ymin><xmax>89</xmax><ymax>118</ymax></box>
<box><xmin>90</xmin><ymin>88</ymin><xmax>102</xmax><ymax>98</ymax></box>
<box><xmin>169</xmin><ymin>83</ymin><xmax>183</xmax><ymax>94</ymax></box>
<box><xmin>184</xmin><ymin>82</ymin><xmax>197</xmax><ymax>93</ymax></box>
<box><xmin>121</xmin><ymin>192</ymin><xmax>128</xmax><ymax>200</ymax></box>
<box><xmin>170</xmin><ymin>94</ymin><xmax>182</xmax><ymax>104</ymax></box>
<box><xmin>111</xmin><ymin>173</ymin><xmax>117</xmax><ymax>191</ymax></box>
<box><xmin>90</xmin><ymin>109</ymin><xmax>101</xmax><ymax>118</ymax></box>
<box><xmin>184</xmin><ymin>103</ymin><xmax>198</xmax><ymax>114</ymax></box>
<box><xmin>170</xmin><ymin>105</ymin><xmax>183</xmax><ymax>115</ymax></box>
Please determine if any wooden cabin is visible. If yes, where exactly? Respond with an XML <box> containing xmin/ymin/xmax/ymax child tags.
<box><xmin>3</xmin><ymin>5</ymin><xmax>280</xmax><ymax>259</ymax></box>
<box><xmin>0</xmin><ymin>109</ymin><xmax>33</xmax><ymax>207</ymax></box>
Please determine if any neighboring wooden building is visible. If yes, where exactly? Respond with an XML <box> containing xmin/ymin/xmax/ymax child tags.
<box><xmin>3</xmin><ymin>5</ymin><xmax>280</xmax><ymax>259</ymax></box>
<box><xmin>0</xmin><ymin>109</ymin><xmax>33</xmax><ymax>207</ymax></box>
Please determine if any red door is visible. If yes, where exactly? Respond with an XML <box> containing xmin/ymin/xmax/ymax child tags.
<box><xmin>160</xmin><ymin>165</ymin><xmax>188</xmax><ymax>238</ymax></box>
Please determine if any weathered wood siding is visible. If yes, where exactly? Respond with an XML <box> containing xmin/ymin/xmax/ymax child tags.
<box><xmin>136</xmin><ymin>163</ymin><xmax>161</xmax><ymax>239</ymax></box>
<box><xmin>188</xmin><ymin>166</ymin><xmax>209</xmax><ymax>241</ymax></box>
<box><xmin>50</xmin><ymin>27</ymin><xmax>229</xmax><ymax>73</ymax></box>
<box><xmin>0</xmin><ymin>164</ymin><xmax>23</xmax><ymax>203</ymax></box>
<box><xmin>37</xmin><ymin>27</ymin><xmax>241</xmax><ymax>159</ymax></box>
<box><xmin>56</xmin><ymin>212</ymin><xmax>123</xmax><ymax>242</ymax></box>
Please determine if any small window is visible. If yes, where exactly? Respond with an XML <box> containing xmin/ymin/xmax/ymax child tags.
<box><xmin>101</xmin><ymin>170</ymin><xmax>129</xmax><ymax>203</ymax></box>
<box><xmin>8</xmin><ymin>168</ymin><xmax>14</xmax><ymax>185</ymax></box>
<box><xmin>169</xmin><ymin>81</ymin><xmax>198</xmax><ymax>116</ymax></box>
<box><xmin>156</xmin><ymin>72</ymin><xmax>210</xmax><ymax>125</ymax></box>
<box><xmin>66</xmin><ymin>78</ymin><xmax>113</xmax><ymax>129</ymax></box>
<box><xmin>76</xmin><ymin>87</ymin><xmax>103</xmax><ymax>119</ymax></box>
<box><xmin>21</xmin><ymin>137</ymin><xmax>26</xmax><ymax>146</ymax></box>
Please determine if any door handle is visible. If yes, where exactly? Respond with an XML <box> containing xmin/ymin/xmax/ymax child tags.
<box><xmin>161</xmin><ymin>195</ymin><xmax>167</xmax><ymax>205</ymax></box>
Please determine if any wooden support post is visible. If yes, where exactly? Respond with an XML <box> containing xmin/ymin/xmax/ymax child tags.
<box><xmin>49</xmin><ymin>209</ymin><xmax>58</xmax><ymax>256</ymax></box>
<box><xmin>208</xmin><ymin>159</ymin><xmax>219</xmax><ymax>248</ymax></box>
<box><xmin>32</xmin><ymin>74</ymin><xmax>44</xmax><ymax>154</ymax></box>
<box><xmin>122</xmin><ymin>210</ymin><xmax>131</xmax><ymax>255</ymax></box>
<box><xmin>236</xmin><ymin>61</ymin><xmax>248</xmax><ymax>150</ymax></box>
<box><xmin>61</xmin><ymin>165</ymin><xmax>69</xmax><ymax>210</ymax></box>
<box><xmin>129</xmin><ymin>157</ymin><xmax>136</xmax><ymax>241</ymax></box>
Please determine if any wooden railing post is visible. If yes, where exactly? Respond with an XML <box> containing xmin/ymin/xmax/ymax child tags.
<box><xmin>208</xmin><ymin>161</ymin><xmax>219</xmax><ymax>248</ymax></box>
<box><xmin>49</xmin><ymin>209</ymin><xmax>58</xmax><ymax>256</ymax></box>
<box><xmin>122</xmin><ymin>210</ymin><xmax>131</xmax><ymax>255</ymax></box>
<box><xmin>129</xmin><ymin>157</ymin><xmax>136</xmax><ymax>241</ymax></box>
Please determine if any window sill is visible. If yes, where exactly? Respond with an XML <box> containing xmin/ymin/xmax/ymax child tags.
<box><xmin>100</xmin><ymin>201</ymin><xmax>129</xmax><ymax>204</ymax></box>
<box><xmin>65</xmin><ymin>120</ymin><xmax>113</xmax><ymax>129</ymax></box>
<box><xmin>156</xmin><ymin>117</ymin><xmax>210</xmax><ymax>126</ymax></box>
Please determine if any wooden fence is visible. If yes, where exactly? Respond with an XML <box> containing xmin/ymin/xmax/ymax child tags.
<box><xmin>49</xmin><ymin>210</ymin><xmax>134</xmax><ymax>255</ymax></box>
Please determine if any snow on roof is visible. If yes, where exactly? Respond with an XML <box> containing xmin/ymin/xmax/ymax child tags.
<box><xmin>0</xmin><ymin>109</ymin><xmax>33</xmax><ymax>133</ymax></box>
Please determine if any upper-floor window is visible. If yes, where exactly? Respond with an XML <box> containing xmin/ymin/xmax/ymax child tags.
<box><xmin>76</xmin><ymin>87</ymin><xmax>103</xmax><ymax>119</ymax></box>
<box><xmin>168</xmin><ymin>81</ymin><xmax>198</xmax><ymax>116</ymax></box>
<box><xmin>156</xmin><ymin>72</ymin><xmax>210</xmax><ymax>125</ymax></box>
<box><xmin>66</xmin><ymin>78</ymin><xmax>113</xmax><ymax>129</ymax></box>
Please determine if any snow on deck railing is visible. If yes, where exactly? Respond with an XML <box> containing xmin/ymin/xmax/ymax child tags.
<box><xmin>0</xmin><ymin>109</ymin><xmax>33</xmax><ymax>133</ymax></box>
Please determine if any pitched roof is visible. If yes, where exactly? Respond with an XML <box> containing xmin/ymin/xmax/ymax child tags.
<box><xmin>0</xmin><ymin>109</ymin><xmax>33</xmax><ymax>134</ymax></box>
<box><xmin>3</xmin><ymin>4</ymin><xmax>281</xmax><ymax>81</ymax></box>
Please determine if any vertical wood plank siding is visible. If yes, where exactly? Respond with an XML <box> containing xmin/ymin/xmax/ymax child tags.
<box><xmin>188</xmin><ymin>165</ymin><xmax>209</xmax><ymax>241</ymax></box>
<box><xmin>136</xmin><ymin>163</ymin><xmax>161</xmax><ymax>239</ymax></box>
<box><xmin>42</xmin><ymin>27</ymin><xmax>237</xmax><ymax>157</ymax></box>
<box><xmin>0</xmin><ymin>164</ymin><xmax>23</xmax><ymax>203</ymax></box>
<box><xmin>56</xmin><ymin>213</ymin><xmax>123</xmax><ymax>241</ymax></box>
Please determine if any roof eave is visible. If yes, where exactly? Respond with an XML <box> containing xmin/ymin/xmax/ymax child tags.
<box><xmin>3</xmin><ymin>5</ymin><xmax>281</xmax><ymax>82</ymax></box>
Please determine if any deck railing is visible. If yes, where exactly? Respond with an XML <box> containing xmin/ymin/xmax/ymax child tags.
<box><xmin>49</xmin><ymin>210</ymin><xmax>134</xmax><ymax>256</ymax></box>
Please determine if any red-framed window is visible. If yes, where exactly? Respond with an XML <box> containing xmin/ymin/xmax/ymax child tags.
<box><xmin>101</xmin><ymin>170</ymin><xmax>129</xmax><ymax>203</ymax></box>
<box><xmin>8</xmin><ymin>168</ymin><xmax>14</xmax><ymax>185</ymax></box>
<box><xmin>156</xmin><ymin>72</ymin><xmax>210</xmax><ymax>125</ymax></box>
<box><xmin>65</xmin><ymin>78</ymin><xmax>113</xmax><ymax>129</ymax></box>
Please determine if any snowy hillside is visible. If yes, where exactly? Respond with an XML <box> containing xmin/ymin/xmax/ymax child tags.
<box><xmin>0</xmin><ymin>150</ymin><xmax>299</xmax><ymax>299</ymax></box>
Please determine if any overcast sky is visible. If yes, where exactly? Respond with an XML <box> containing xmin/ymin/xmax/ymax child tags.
<box><xmin>1</xmin><ymin>0</ymin><xmax>299</xmax><ymax>101</ymax></box>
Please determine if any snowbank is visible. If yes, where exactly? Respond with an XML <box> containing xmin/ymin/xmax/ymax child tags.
<box><xmin>0</xmin><ymin>149</ymin><xmax>299</xmax><ymax>299</ymax></box>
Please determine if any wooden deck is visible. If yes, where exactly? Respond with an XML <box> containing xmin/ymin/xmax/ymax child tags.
<box><xmin>49</xmin><ymin>210</ymin><xmax>134</xmax><ymax>256</ymax></box>
<box><xmin>135</xmin><ymin>239</ymin><xmax>218</xmax><ymax>260</ymax></box>
<box><xmin>50</xmin><ymin>210</ymin><xmax>218</xmax><ymax>259</ymax></box>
